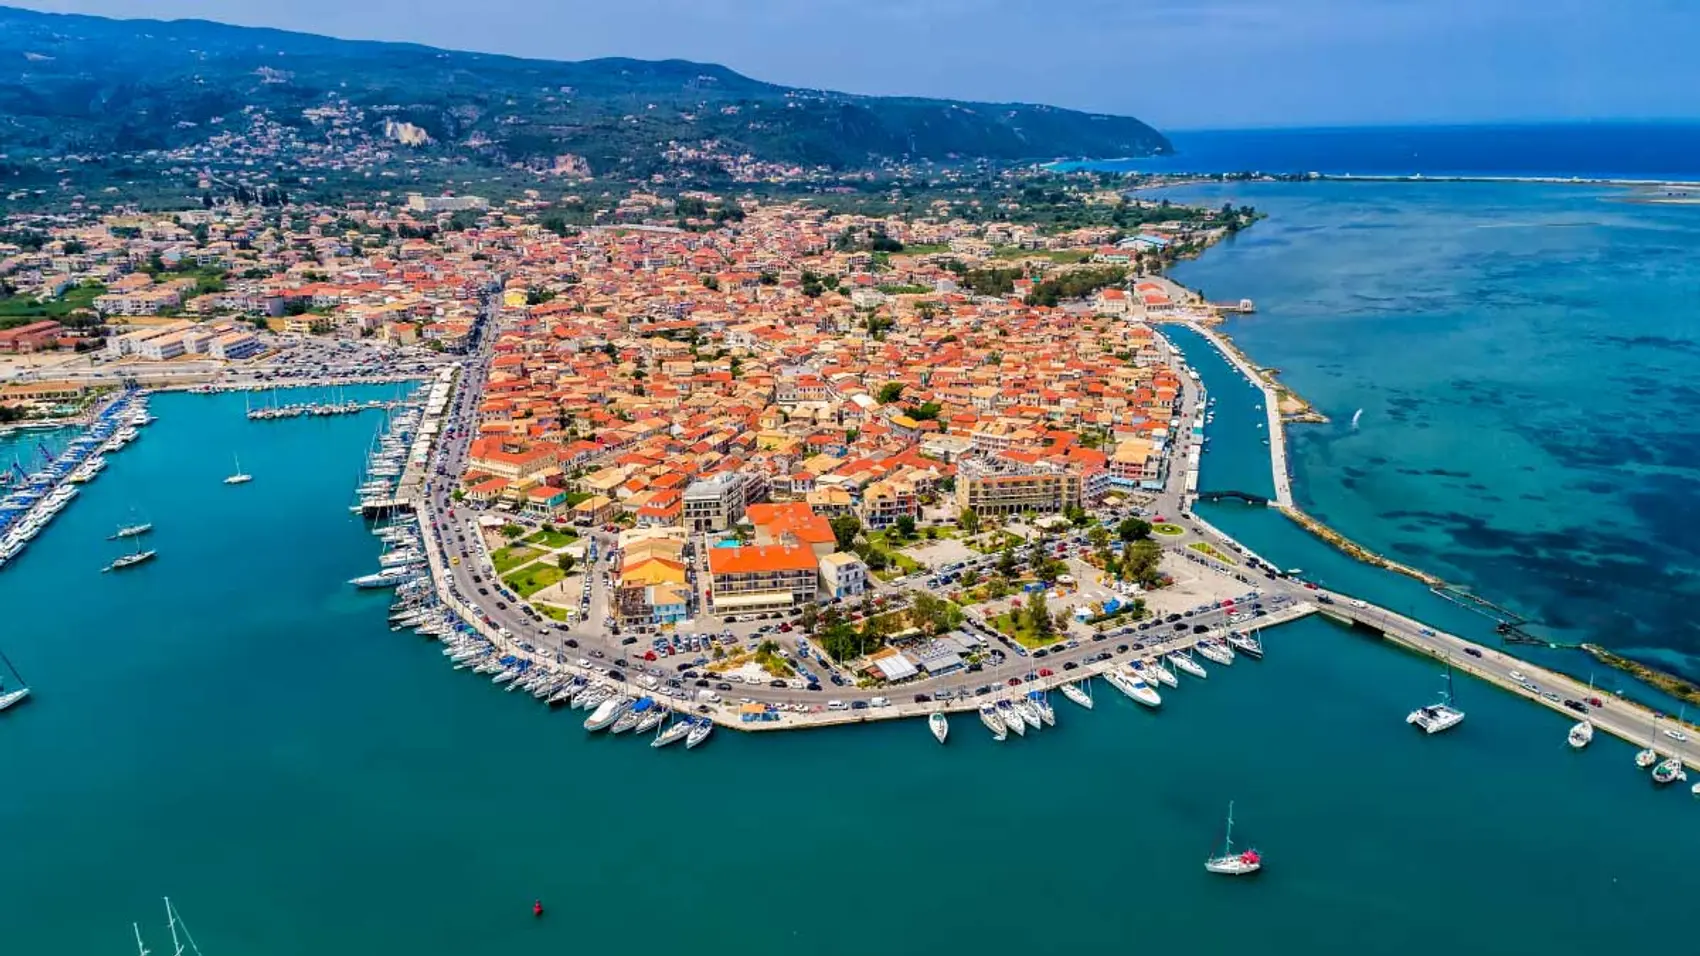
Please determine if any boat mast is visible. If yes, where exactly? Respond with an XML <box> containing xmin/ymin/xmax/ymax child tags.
<box><xmin>0</xmin><ymin>645</ymin><xmax>23</xmax><ymax>685</ymax></box>
<box><xmin>133</xmin><ymin>922</ymin><xmax>150</xmax><ymax>956</ymax></box>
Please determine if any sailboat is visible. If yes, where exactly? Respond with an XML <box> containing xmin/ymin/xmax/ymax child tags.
<box><xmin>1635</xmin><ymin>718</ymin><xmax>1660</xmax><ymax>769</ymax></box>
<box><xmin>1406</xmin><ymin>665</ymin><xmax>1465</xmax><ymax>734</ymax></box>
<box><xmin>1351</xmin><ymin>408</ymin><xmax>1364</xmax><ymax>430</ymax></box>
<box><xmin>929</xmin><ymin>711</ymin><xmax>949</xmax><ymax>744</ymax></box>
<box><xmin>108</xmin><ymin>521</ymin><xmax>153</xmax><ymax>540</ymax></box>
<box><xmin>1204</xmin><ymin>802</ymin><xmax>1262</xmax><ymax>876</ymax></box>
<box><xmin>132</xmin><ymin>896</ymin><xmax>204</xmax><ymax>956</ymax></box>
<box><xmin>1567</xmin><ymin>720</ymin><xmax>1593</xmax><ymax>750</ymax></box>
<box><xmin>104</xmin><ymin>535</ymin><xmax>157</xmax><ymax>572</ymax></box>
<box><xmin>223</xmin><ymin>454</ymin><xmax>252</xmax><ymax>485</ymax></box>
<box><xmin>0</xmin><ymin>644</ymin><xmax>30</xmax><ymax>712</ymax></box>
<box><xmin>1060</xmin><ymin>679</ymin><xmax>1094</xmax><ymax>709</ymax></box>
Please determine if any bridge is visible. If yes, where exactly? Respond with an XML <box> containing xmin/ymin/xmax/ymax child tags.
<box><xmin>1194</xmin><ymin>489</ymin><xmax>1272</xmax><ymax>506</ymax></box>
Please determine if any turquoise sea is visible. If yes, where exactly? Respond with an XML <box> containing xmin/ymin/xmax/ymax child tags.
<box><xmin>2</xmin><ymin>385</ymin><xmax>1700</xmax><ymax>954</ymax></box>
<box><xmin>1152</xmin><ymin>180</ymin><xmax>1700</xmax><ymax>683</ymax></box>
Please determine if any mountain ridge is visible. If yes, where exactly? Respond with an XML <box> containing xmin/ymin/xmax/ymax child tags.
<box><xmin>0</xmin><ymin>5</ymin><xmax>1171</xmax><ymax>175</ymax></box>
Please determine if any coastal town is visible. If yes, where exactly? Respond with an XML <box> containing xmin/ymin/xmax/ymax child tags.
<box><xmin>3</xmin><ymin>178</ymin><xmax>1697</xmax><ymax>781</ymax></box>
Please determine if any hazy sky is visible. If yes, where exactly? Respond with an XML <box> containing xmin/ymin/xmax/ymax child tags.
<box><xmin>14</xmin><ymin>0</ymin><xmax>1697</xmax><ymax>129</ymax></box>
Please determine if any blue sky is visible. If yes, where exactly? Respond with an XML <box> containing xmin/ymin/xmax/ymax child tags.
<box><xmin>15</xmin><ymin>0</ymin><xmax>1697</xmax><ymax>129</ymax></box>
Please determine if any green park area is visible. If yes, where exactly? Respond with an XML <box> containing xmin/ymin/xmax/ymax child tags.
<box><xmin>491</xmin><ymin>545</ymin><xmax>541</xmax><ymax>574</ymax></box>
<box><xmin>523</xmin><ymin>527</ymin><xmax>579</xmax><ymax>549</ymax></box>
<box><xmin>502</xmin><ymin>564</ymin><xmax>566</xmax><ymax>598</ymax></box>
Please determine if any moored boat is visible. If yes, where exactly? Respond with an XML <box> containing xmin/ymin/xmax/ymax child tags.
<box><xmin>1196</xmin><ymin>639</ymin><xmax>1235</xmax><ymax>667</ymax></box>
<box><xmin>1059</xmin><ymin>680</ymin><xmax>1094</xmax><ymax>710</ymax></box>
<box><xmin>1568</xmin><ymin>720</ymin><xmax>1593</xmax><ymax>750</ymax></box>
<box><xmin>584</xmin><ymin>696</ymin><xmax>629</xmax><ymax>732</ymax></box>
<box><xmin>929</xmin><ymin>711</ymin><xmax>949</xmax><ymax>744</ymax></box>
<box><xmin>685</xmin><ymin>718</ymin><xmax>714</xmax><ymax>749</ymax></box>
<box><xmin>1106</xmin><ymin>669</ymin><xmax>1162</xmax><ymax>708</ymax></box>
<box><xmin>979</xmin><ymin>704</ymin><xmax>1007</xmax><ymax>741</ymax></box>
<box><xmin>1168</xmin><ymin>651</ymin><xmax>1207</xmax><ymax>679</ymax></box>
<box><xmin>1652</xmin><ymin>756</ymin><xmax>1687</xmax><ymax>786</ymax></box>
<box><xmin>1226</xmin><ymin>630</ymin><xmax>1263</xmax><ymax>659</ymax></box>
<box><xmin>999</xmin><ymin>700</ymin><xmax>1027</xmax><ymax>736</ymax></box>
<box><xmin>652</xmin><ymin>717</ymin><xmax>693</xmax><ymax>748</ymax></box>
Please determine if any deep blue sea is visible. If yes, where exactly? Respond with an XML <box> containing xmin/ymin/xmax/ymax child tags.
<box><xmin>2</xmin><ymin>389</ymin><xmax>1699</xmax><ymax>956</ymax></box>
<box><xmin>1072</xmin><ymin>122</ymin><xmax>1700</xmax><ymax>180</ymax></box>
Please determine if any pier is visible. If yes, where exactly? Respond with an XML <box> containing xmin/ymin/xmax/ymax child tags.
<box><xmin>1180</xmin><ymin>321</ymin><xmax>1294</xmax><ymax>507</ymax></box>
<box><xmin>246</xmin><ymin>399</ymin><xmax>409</xmax><ymax>421</ymax></box>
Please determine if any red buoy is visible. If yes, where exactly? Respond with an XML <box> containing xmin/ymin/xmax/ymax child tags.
<box><xmin>533</xmin><ymin>900</ymin><xmax>544</xmax><ymax>918</ymax></box>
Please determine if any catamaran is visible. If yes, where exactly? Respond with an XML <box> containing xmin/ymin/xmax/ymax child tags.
<box><xmin>223</xmin><ymin>454</ymin><xmax>252</xmax><ymax>485</ymax></box>
<box><xmin>929</xmin><ymin>711</ymin><xmax>949</xmax><ymax>744</ymax></box>
<box><xmin>1568</xmin><ymin>720</ymin><xmax>1594</xmax><ymax>750</ymax></box>
<box><xmin>1407</xmin><ymin>666</ymin><xmax>1465</xmax><ymax>734</ymax></box>
<box><xmin>1059</xmin><ymin>679</ymin><xmax>1094</xmax><ymax>710</ymax></box>
<box><xmin>0</xmin><ymin>644</ymin><xmax>30</xmax><ymax>713</ymax></box>
<box><xmin>1168</xmin><ymin>650</ymin><xmax>1207</xmax><ymax>680</ymax></box>
<box><xmin>1204</xmin><ymin>802</ymin><xmax>1262</xmax><ymax>876</ymax></box>
<box><xmin>979</xmin><ymin>703</ymin><xmax>1007</xmax><ymax>741</ymax></box>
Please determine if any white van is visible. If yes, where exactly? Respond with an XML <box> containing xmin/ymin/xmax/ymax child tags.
<box><xmin>870</xmin><ymin>696</ymin><xmax>890</xmax><ymax>708</ymax></box>
<box><xmin>827</xmin><ymin>700</ymin><xmax>848</xmax><ymax>711</ymax></box>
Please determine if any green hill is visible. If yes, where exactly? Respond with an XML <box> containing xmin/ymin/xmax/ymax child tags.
<box><xmin>0</xmin><ymin>6</ymin><xmax>1171</xmax><ymax>176</ymax></box>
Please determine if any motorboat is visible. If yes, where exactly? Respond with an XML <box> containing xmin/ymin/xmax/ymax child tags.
<box><xmin>1204</xmin><ymin>802</ymin><xmax>1262</xmax><ymax>876</ymax></box>
<box><xmin>348</xmin><ymin>567</ymin><xmax>420</xmax><ymax>588</ymax></box>
<box><xmin>1226</xmin><ymin>630</ymin><xmax>1263</xmax><ymax>659</ymax></box>
<box><xmin>979</xmin><ymin>704</ymin><xmax>1007</xmax><ymax>741</ymax></box>
<box><xmin>1059</xmin><ymin>681</ymin><xmax>1094</xmax><ymax>710</ymax></box>
<box><xmin>1568</xmin><ymin>720</ymin><xmax>1593</xmax><ymax>750</ymax></box>
<box><xmin>1407</xmin><ymin>668</ymin><xmax>1465</xmax><ymax>734</ymax></box>
<box><xmin>1106</xmin><ymin>669</ymin><xmax>1162</xmax><ymax>708</ymax></box>
<box><xmin>1167</xmin><ymin>651</ymin><xmax>1207</xmax><ymax>680</ymax></box>
<box><xmin>584</xmin><ymin>696</ymin><xmax>629</xmax><ymax>732</ymax></box>
<box><xmin>929</xmin><ymin>711</ymin><xmax>949</xmax><ymax>744</ymax></box>
<box><xmin>1196</xmin><ymin>639</ymin><xmax>1235</xmax><ymax>667</ymax></box>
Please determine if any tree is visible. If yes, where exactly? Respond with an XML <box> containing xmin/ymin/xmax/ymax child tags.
<box><xmin>499</xmin><ymin>523</ymin><xmax>525</xmax><ymax>539</ymax></box>
<box><xmin>960</xmin><ymin>568</ymin><xmax>981</xmax><ymax>588</ymax></box>
<box><xmin>799</xmin><ymin>602</ymin><xmax>819</xmax><ymax>633</ymax></box>
<box><xmin>958</xmin><ymin>507</ymin><xmax>980</xmax><ymax>535</ymax></box>
<box><xmin>909</xmin><ymin>591</ymin><xmax>963</xmax><ymax>636</ymax></box>
<box><xmin>557</xmin><ymin>553</ymin><xmax>576</xmax><ymax>574</ymax></box>
<box><xmin>894</xmin><ymin>515</ymin><xmax>917</xmax><ymax>539</ymax></box>
<box><xmin>1087</xmin><ymin>525</ymin><xmax>1111</xmax><ymax>551</ymax></box>
<box><xmin>1066</xmin><ymin>504</ymin><xmax>1090</xmax><ymax>527</ymax></box>
<box><xmin>997</xmin><ymin>545</ymin><xmax>1017</xmax><ymax>577</ymax></box>
<box><xmin>876</xmin><ymin>381</ymin><xmax>905</xmax><ymax>404</ymax></box>
<box><xmin>1123</xmin><ymin>538</ymin><xmax>1163</xmax><ymax>588</ymax></box>
<box><xmin>830</xmin><ymin>514</ymin><xmax>862</xmax><ymax>550</ymax></box>
<box><xmin>1027</xmin><ymin>590</ymin><xmax>1054</xmax><ymax>637</ymax></box>
<box><xmin>1117</xmin><ymin>517</ymin><xmax>1152</xmax><ymax>543</ymax></box>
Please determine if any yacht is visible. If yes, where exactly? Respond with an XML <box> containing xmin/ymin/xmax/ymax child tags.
<box><xmin>224</xmin><ymin>453</ymin><xmax>253</xmax><ymax>485</ymax></box>
<box><xmin>1652</xmin><ymin>756</ymin><xmax>1688</xmax><ymax>786</ymax></box>
<box><xmin>584</xmin><ymin>696</ymin><xmax>630</xmax><ymax>732</ymax></box>
<box><xmin>1028</xmin><ymin>691</ymin><xmax>1056</xmax><ymax>727</ymax></box>
<box><xmin>1568</xmin><ymin>720</ymin><xmax>1594</xmax><ymax>749</ymax></box>
<box><xmin>979</xmin><ymin>704</ymin><xmax>1007</xmax><ymax>741</ymax></box>
<box><xmin>1226</xmin><ymin>630</ymin><xmax>1263</xmax><ymax>659</ymax></box>
<box><xmin>685</xmin><ymin>718</ymin><xmax>714</xmax><ymax>749</ymax></box>
<box><xmin>0</xmin><ymin>685</ymin><xmax>29</xmax><ymax>712</ymax></box>
<box><xmin>378</xmin><ymin>549</ymin><xmax>425</xmax><ymax>569</ymax></box>
<box><xmin>652</xmin><ymin>717</ymin><xmax>694</xmax><ymax>748</ymax></box>
<box><xmin>1059</xmin><ymin>680</ymin><xmax>1094</xmax><ymax>710</ymax></box>
<box><xmin>635</xmin><ymin>706</ymin><xmax>667</xmax><ymax>734</ymax></box>
<box><xmin>1106</xmin><ymin>669</ymin><xmax>1162</xmax><ymax>708</ymax></box>
<box><xmin>348</xmin><ymin>567</ymin><xmax>420</xmax><ymax>589</ymax></box>
<box><xmin>1204</xmin><ymin>802</ymin><xmax>1262</xmax><ymax>876</ymax></box>
<box><xmin>929</xmin><ymin>711</ymin><xmax>949</xmax><ymax>744</ymax></box>
<box><xmin>108</xmin><ymin>522</ymin><xmax>153</xmax><ymax>540</ymax></box>
<box><xmin>1014</xmin><ymin>697</ymin><xmax>1045</xmax><ymax>732</ymax></box>
<box><xmin>1168</xmin><ymin>651</ymin><xmax>1207</xmax><ymax>679</ymax></box>
<box><xmin>998</xmin><ymin>700</ymin><xmax>1027</xmax><ymax>736</ymax></box>
<box><xmin>1146</xmin><ymin>658</ymin><xmax>1178</xmax><ymax>687</ymax></box>
<box><xmin>103</xmin><ymin>549</ymin><xmax>157</xmax><ymax>572</ymax></box>
<box><xmin>1196</xmin><ymin>639</ymin><xmax>1235</xmax><ymax>666</ymax></box>
<box><xmin>1407</xmin><ymin>668</ymin><xmax>1465</xmax><ymax>734</ymax></box>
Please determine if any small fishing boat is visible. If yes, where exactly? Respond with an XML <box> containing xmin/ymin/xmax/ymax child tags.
<box><xmin>929</xmin><ymin>711</ymin><xmax>949</xmax><ymax>744</ymax></box>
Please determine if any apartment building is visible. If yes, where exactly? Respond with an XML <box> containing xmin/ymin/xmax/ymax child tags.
<box><xmin>954</xmin><ymin>457</ymin><xmax>1083</xmax><ymax>518</ymax></box>
<box><xmin>707</xmin><ymin>544</ymin><xmax>820</xmax><ymax>614</ymax></box>
<box><xmin>682</xmin><ymin>471</ymin><xmax>751</xmax><ymax>533</ymax></box>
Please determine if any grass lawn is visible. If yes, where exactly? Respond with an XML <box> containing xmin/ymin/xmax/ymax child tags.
<box><xmin>523</xmin><ymin>527</ymin><xmax>579</xmax><ymax>549</ymax></box>
<box><xmin>491</xmin><ymin>545</ymin><xmax>541</xmax><ymax>574</ymax></box>
<box><xmin>1188</xmin><ymin>541</ymin><xmax>1238</xmax><ymax>564</ymax></box>
<box><xmin>1152</xmin><ymin>523</ymin><xmax>1186</xmax><ymax>537</ymax></box>
<box><xmin>502</xmin><ymin>564</ymin><xmax>566</xmax><ymax>598</ymax></box>
<box><xmin>534</xmin><ymin>603</ymin><xmax>572</xmax><ymax>623</ymax></box>
<box><xmin>991</xmin><ymin>611</ymin><xmax>1065</xmax><ymax>649</ymax></box>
